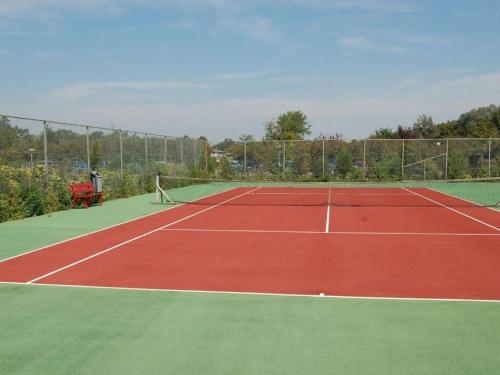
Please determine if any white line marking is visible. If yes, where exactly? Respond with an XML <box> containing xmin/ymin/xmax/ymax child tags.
<box><xmin>402</xmin><ymin>187</ymin><xmax>499</xmax><ymax>231</ymax></box>
<box><xmin>26</xmin><ymin>187</ymin><xmax>261</xmax><ymax>284</ymax></box>
<box><xmin>159</xmin><ymin>228</ymin><xmax>500</xmax><ymax>236</ymax></box>
<box><xmin>0</xmin><ymin>186</ymin><xmax>238</xmax><ymax>263</ymax></box>
<box><xmin>253</xmin><ymin>192</ymin><xmax>326</xmax><ymax>195</ymax></box>
<box><xmin>425</xmin><ymin>187</ymin><xmax>500</xmax><ymax>213</ymax></box>
<box><xmin>1</xmin><ymin>281</ymin><xmax>499</xmax><ymax>304</ymax></box>
<box><xmin>325</xmin><ymin>188</ymin><xmax>331</xmax><ymax>233</ymax></box>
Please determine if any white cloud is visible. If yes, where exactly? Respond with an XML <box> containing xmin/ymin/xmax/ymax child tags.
<box><xmin>50</xmin><ymin>80</ymin><xmax>224</xmax><ymax>100</ymax></box>
<box><xmin>338</xmin><ymin>35</ymin><xmax>408</xmax><ymax>53</ymax></box>
<box><xmin>14</xmin><ymin>71</ymin><xmax>498</xmax><ymax>140</ymax></box>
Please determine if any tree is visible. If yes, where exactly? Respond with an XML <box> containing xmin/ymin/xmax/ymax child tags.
<box><xmin>396</xmin><ymin>125</ymin><xmax>416</xmax><ymax>139</ymax></box>
<box><xmin>239</xmin><ymin>134</ymin><xmax>255</xmax><ymax>143</ymax></box>
<box><xmin>335</xmin><ymin>147</ymin><xmax>353</xmax><ymax>177</ymax></box>
<box><xmin>370</xmin><ymin>127</ymin><xmax>395</xmax><ymax>139</ymax></box>
<box><xmin>90</xmin><ymin>142</ymin><xmax>102</xmax><ymax>170</ymax></box>
<box><xmin>413</xmin><ymin>115</ymin><xmax>436</xmax><ymax>138</ymax></box>
<box><xmin>264</xmin><ymin>111</ymin><xmax>311</xmax><ymax>140</ymax></box>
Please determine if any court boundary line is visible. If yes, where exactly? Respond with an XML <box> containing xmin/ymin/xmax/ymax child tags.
<box><xmin>26</xmin><ymin>187</ymin><xmax>261</xmax><ymax>284</ymax></box>
<box><xmin>1</xmin><ymin>281</ymin><xmax>499</xmax><ymax>304</ymax></box>
<box><xmin>424</xmin><ymin>186</ymin><xmax>500</xmax><ymax>213</ymax></box>
<box><xmin>401</xmin><ymin>187</ymin><xmax>499</xmax><ymax>231</ymax></box>
<box><xmin>0</xmin><ymin>186</ymin><xmax>238</xmax><ymax>264</ymax></box>
<box><xmin>160</xmin><ymin>228</ymin><xmax>500</xmax><ymax>236</ymax></box>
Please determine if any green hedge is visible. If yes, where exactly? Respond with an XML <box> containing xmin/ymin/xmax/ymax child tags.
<box><xmin>0</xmin><ymin>164</ymin><xmax>156</xmax><ymax>223</ymax></box>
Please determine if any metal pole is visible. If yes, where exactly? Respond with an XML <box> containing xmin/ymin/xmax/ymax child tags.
<box><xmin>86</xmin><ymin>126</ymin><xmax>90</xmax><ymax>172</ymax></box>
<box><xmin>401</xmin><ymin>139</ymin><xmax>405</xmax><ymax>181</ymax></box>
<box><xmin>193</xmin><ymin>139</ymin><xmax>197</xmax><ymax>164</ymax></box>
<box><xmin>445</xmin><ymin>139</ymin><xmax>449</xmax><ymax>180</ymax></box>
<box><xmin>488</xmin><ymin>138</ymin><xmax>492</xmax><ymax>178</ymax></box>
<box><xmin>423</xmin><ymin>161</ymin><xmax>426</xmax><ymax>181</ymax></box>
<box><xmin>180</xmin><ymin>138</ymin><xmax>183</xmax><ymax>164</ymax></box>
<box><xmin>164</xmin><ymin>136</ymin><xmax>168</xmax><ymax>169</ymax></box>
<box><xmin>205</xmin><ymin>140</ymin><xmax>208</xmax><ymax>174</ymax></box>
<box><xmin>363</xmin><ymin>139</ymin><xmax>366</xmax><ymax>179</ymax></box>
<box><xmin>283</xmin><ymin>140</ymin><xmax>286</xmax><ymax>173</ymax></box>
<box><xmin>144</xmin><ymin>133</ymin><xmax>148</xmax><ymax>174</ymax></box>
<box><xmin>119</xmin><ymin>130</ymin><xmax>123</xmax><ymax>180</ymax></box>
<box><xmin>244</xmin><ymin>141</ymin><xmax>247</xmax><ymax>177</ymax></box>
<box><xmin>322</xmin><ymin>139</ymin><xmax>325</xmax><ymax>178</ymax></box>
<box><xmin>43</xmin><ymin>121</ymin><xmax>49</xmax><ymax>179</ymax></box>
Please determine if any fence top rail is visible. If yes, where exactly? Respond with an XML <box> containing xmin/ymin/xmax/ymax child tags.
<box><xmin>2</xmin><ymin>114</ymin><xmax>500</xmax><ymax>143</ymax></box>
<box><xmin>1</xmin><ymin>114</ymin><xmax>185</xmax><ymax>140</ymax></box>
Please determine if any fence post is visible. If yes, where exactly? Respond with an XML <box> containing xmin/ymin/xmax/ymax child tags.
<box><xmin>144</xmin><ymin>133</ymin><xmax>148</xmax><ymax>174</ymax></box>
<box><xmin>283</xmin><ymin>140</ymin><xmax>286</xmax><ymax>173</ymax></box>
<box><xmin>322</xmin><ymin>139</ymin><xmax>325</xmax><ymax>178</ymax></box>
<box><xmin>180</xmin><ymin>138</ymin><xmax>183</xmax><ymax>164</ymax></box>
<box><xmin>244</xmin><ymin>141</ymin><xmax>247</xmax><ymax>177</ymax></box>
<box><xmin>43</xmin><ymin>121</ymin><xmax>49</xmax><ymax>180</ymax></box>
<box><xmin>164</xmin><ymin>136</ymin><xmax>168</xmax><ymax>169</ymax></box>
<box><xmin>445</xmin><ymin>139</ymin><xmax>449</xmax><ymax>180</ymax></box>
<box><xmin>401</xmin><ymin>139</ymin><xmax>405</xmax><ymax>180</ymax></box>
<box><xmin>363</xmin><ymin>139</ymin><xmax>366</xmax><ymax>179</ymax></box>
<box><xmin>488</xmin><ymin>138</ymin><xmax>492</xmax><ymax>178</ymax></box>
<box><xmin>205</xmin><ymin>140</ymin><xmax>208</xmax><ymax>174</ymax></box>
<box><xmin>193</xmin><ymin>139</ymin><xmax>197</xmax><ymax>164</ymax></box>
<box><xmin>86</xmin><ymin>126</ymin><xmax>90</xmax><ymax>173</ymax></box>
<box><xmin>119</xmin><ymin>130</ymin><xmax>123</xmax><ymax>180</ymax></box>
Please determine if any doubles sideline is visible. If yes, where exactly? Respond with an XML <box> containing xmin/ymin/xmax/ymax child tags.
<box><xmin>26</xmin><ymin>187</ymin><xmax>261</xmax><ymax>284</ymax></box>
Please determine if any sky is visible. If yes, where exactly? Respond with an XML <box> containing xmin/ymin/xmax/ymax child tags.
<box><xmin>1</xmin><ymin>0</ymin><xmax>500</xmax><ymax>140</ymax></box>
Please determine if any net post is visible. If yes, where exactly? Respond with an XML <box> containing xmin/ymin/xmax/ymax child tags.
<box><xmin>488</xmin><ymin>138</ymin><xmax>492</xmax><ymax>177</ymax></box>
<box><xmin>401</xmin><ymin>139</ymin><xmax>405</xmax><ymax>181</ymax></box>
<box><xmin>445</xmin><ymin>138</ymin><xmax>449</xmax><ymax>179</ymax></box>
<box><xmin>244</xmin><ymin>141</ymin><xmax>247</xmax><ymax>177</ymax></box>
<box><xmin>86</xmin><ymin>125</ymin><xmax>90</xmax><ymax>173</ymax></box>
<box><xmin>155</xmin><ymin>175</ymin><xmax>160</xmax><ymax>204</ymax></box>
<box><xmin>119</xmin><ymin>130</ymin><xmax>123</xmax><ymax>180</ymax></box>
<box><xmin>322</xmin><ymin>139</ymin><xmax>325</xmax><ymax>178</ymax></box>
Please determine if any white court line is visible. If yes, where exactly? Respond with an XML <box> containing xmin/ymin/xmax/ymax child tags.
<box><xmin>1</xmin><ymin>281</ymin><xmax>499</xmax><ymax>304</ymax></box>
<box><xmin>0</xmin><ymin>186</ymin><xmax>238</xmax><ymax>263</ymax></box>
<box><xmin>27</xmin><ymin>187</ymin><xmax>261</xmax><ymax>284</ymax></box>
<box><xmin>425</xmin><ymin>187</ymin><xmax>500</xmax><ymax>213</ymax></box>
<box><xmin>325</xmin><ymin>188</ymin><xmax>331</xmax><ymax>233</ymax></box>
<box><xmin>253</xmin><ymin>192</ymin><xmax>327</xmax><ymax>195</ymax></box>
<box><xmin>159</xmin><ymin>228</ymin><xmax>500</xmax><ymax>236</ymax></box>
<box><xmin>402</xmin><ymin>187</ymin><xmax>499</xmax><ymax>232</ymax></box>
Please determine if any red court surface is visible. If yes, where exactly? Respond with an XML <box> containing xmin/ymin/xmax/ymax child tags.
<box><xmin>1</xmin><ymin>186</ymin><xmax>499</xmax><ymax>301</ymax></box>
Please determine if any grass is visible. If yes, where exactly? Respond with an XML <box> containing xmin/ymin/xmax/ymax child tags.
<box><xmin>1</xmin><ymin>181</ymin><xmax>499</xmax><ymax>374</ymax></box>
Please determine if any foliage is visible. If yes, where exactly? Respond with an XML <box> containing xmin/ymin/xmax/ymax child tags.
<box><xmin>264</xmin><ymin>111</ymin><xmax>311</xmax><ymax>140</ymax></box>
<box><xmin>335</xmin><ymin>147</ymin><xmax>353</xmax><ymax>177</ymax></box>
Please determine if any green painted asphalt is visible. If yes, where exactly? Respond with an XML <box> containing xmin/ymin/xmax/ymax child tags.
<box><xmin>1</xmin><ymin>285</ymin><xmax>499</xmax><ymax>375</ymax></box>
<box><xmin>0</xmin><ymin>181</ymin><xmax>499</xmax><ymax>374</ymax></box>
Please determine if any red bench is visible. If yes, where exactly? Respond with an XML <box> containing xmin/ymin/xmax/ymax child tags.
<box><xmin>68</xmin><ymin>182</ymin><xmax>104</xmax><ymax>208</ymax></box>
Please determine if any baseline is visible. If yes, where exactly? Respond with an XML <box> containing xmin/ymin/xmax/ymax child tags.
<box><xmin>1</xmin><ymin>282</ymin><xmax>499</xmax><ymax>304</ymax></box>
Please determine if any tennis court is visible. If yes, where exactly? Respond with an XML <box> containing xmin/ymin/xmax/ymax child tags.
<box><xmin>1</xmin><ymin>184</ymin><xmax>499</xmax><ymax>302</ymax></box>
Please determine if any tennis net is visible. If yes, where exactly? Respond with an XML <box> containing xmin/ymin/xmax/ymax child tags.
<box><xmin>155</xmin><ymin>175</ymin><xmax>500</xmax><ymax>208</ymax></box>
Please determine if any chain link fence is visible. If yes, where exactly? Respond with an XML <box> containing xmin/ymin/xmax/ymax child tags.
<box><xmin>2</xmin><ymin>114</ymin><xmax>500</xmax><ymax>183</ymax></box>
